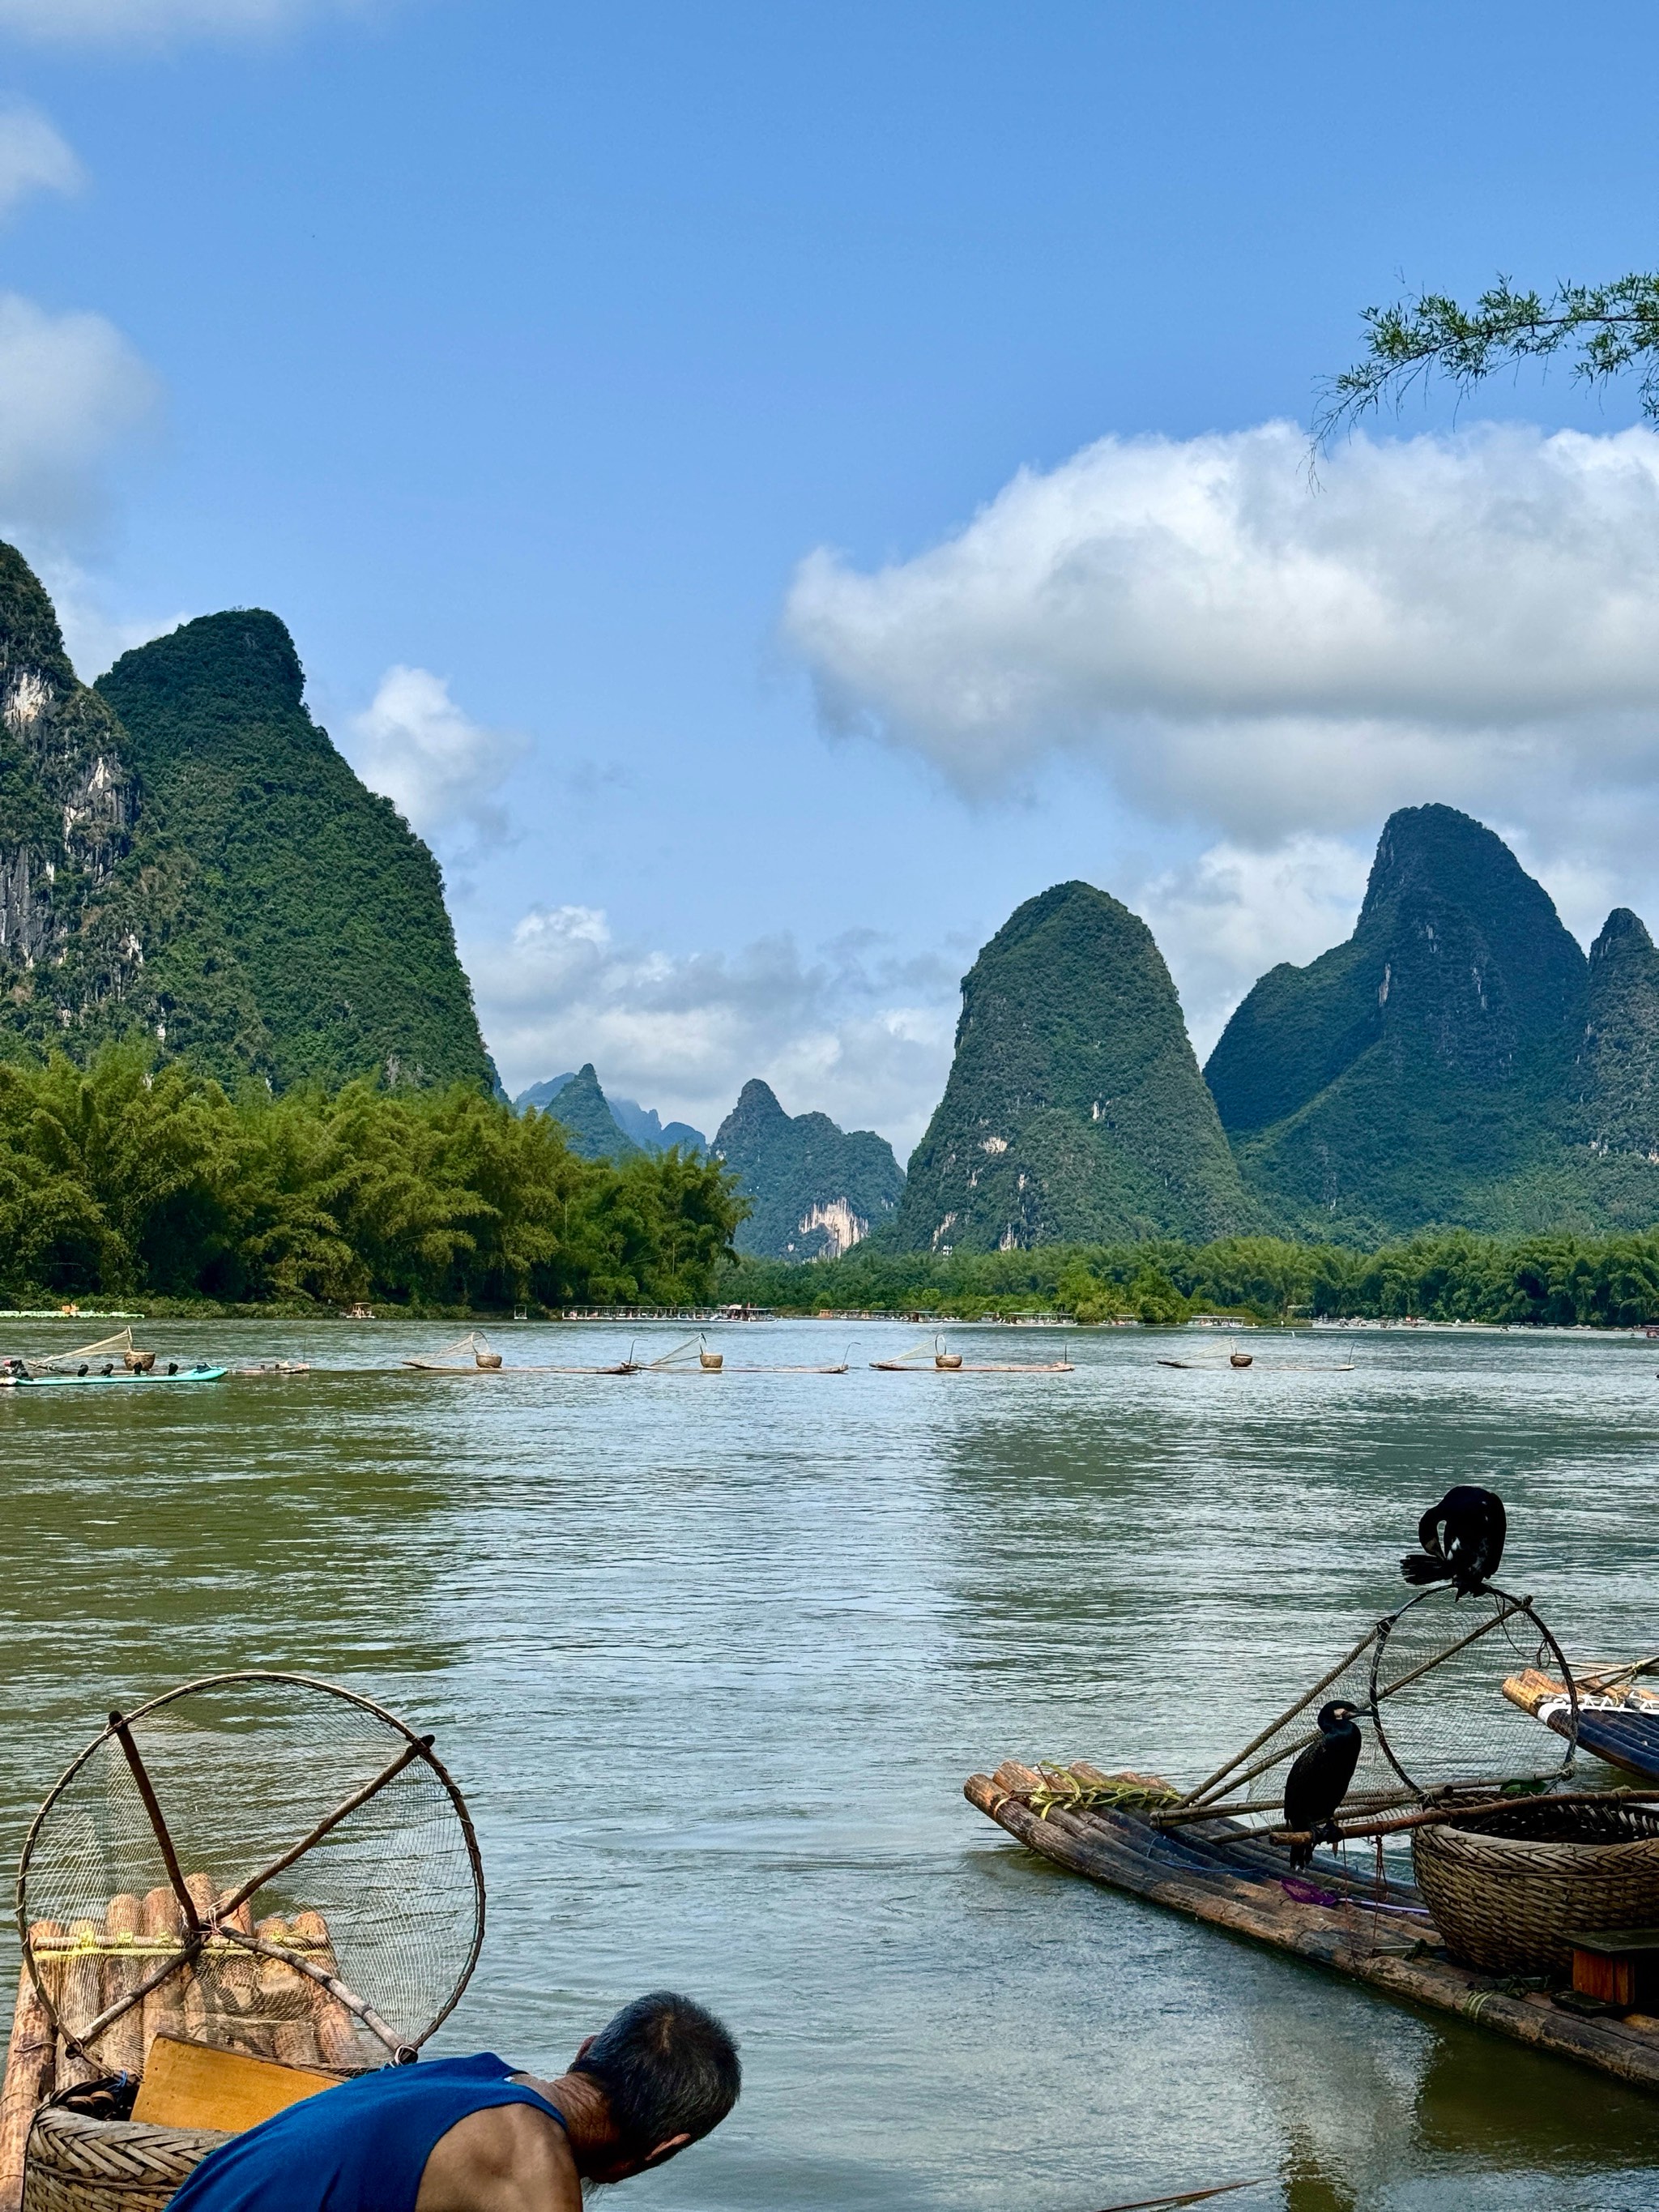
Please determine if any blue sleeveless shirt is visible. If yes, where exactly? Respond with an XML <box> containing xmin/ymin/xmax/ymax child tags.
<box><xmin>164</xmin><ymin>2053</ymin><xmax>568</xmax><ymax>2212</ymax></box>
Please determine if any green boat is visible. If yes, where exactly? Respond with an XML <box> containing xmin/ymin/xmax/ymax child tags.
<box><xmin>0</xmin><ymin>1364</ymin><xmax>228</xmax><ymax>1389</ymax></box>
<box><xmin>0</xmin><ymin>1327</ymin><xmax>227</xmax><ymax>1389</ymax></box>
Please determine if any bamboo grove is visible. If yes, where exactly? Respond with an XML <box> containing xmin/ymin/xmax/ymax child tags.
<box><xmin>0</xmin><ymin>1049</ymin><xmax>746</xmax><ymax>1309</ymax></box>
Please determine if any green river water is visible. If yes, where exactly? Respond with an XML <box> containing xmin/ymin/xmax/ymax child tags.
<box><xmin>3</xmin><ymin>1317</ymin><xmax>1659</xmax><ymax>2211</ymax></box>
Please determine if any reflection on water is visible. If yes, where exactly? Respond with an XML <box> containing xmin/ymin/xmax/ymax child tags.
<box><xmin>2</xmin><ymin>1318</ymin><xmax>1659</xmax><ymax>2208</ymax></box>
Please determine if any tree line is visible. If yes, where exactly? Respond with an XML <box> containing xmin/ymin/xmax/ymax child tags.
<box><xmin>724</xmin><ymin>1230</ymin><xmax>1659</xmax><ymax>1328</ymax></box>
<box><xmin>0</xmin><ymin>1049</ymin><xmax>745</xmax><ymax>1310</ymax></box>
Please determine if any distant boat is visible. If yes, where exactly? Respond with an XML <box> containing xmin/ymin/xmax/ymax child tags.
<box><xmin>871</xmin><ymin>1333</ymin><xmax>1072</xmax><ymax>1373</ymax></box>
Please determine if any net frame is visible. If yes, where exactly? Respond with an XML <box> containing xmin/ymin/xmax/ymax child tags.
<box><xmin>1163</xmin><ymin>1585</ymin><xmax>1580</xmax><ymax>1827</ymax></box>
<box><xmin>15</xmin><ymin>1672</ymin><xmax>486</xmax><ymax>2068</ymax></box>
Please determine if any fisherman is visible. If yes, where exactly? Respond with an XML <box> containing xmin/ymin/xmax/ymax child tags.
<box><xmin>164</xmin><ymin>1992</ymin><xmax>740</xmax><ymax>2212</ymax></box>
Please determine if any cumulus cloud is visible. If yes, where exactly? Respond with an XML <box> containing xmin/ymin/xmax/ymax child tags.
<box><xmin>466</xmin><ymin>904</ymin><xmax>960</xmax><ymax>1156</ymax></box>
<box><xmin>0</xmin><ymin>105</ymin><xmax>83</xmax><ymax>219</ymax></box>
<box><xmin>787</xmin><ymin>420</ymin><xmax>1659</xmax><ymax>846</ymax></box>
<box><xmin>0</xmin><ymin>0</ymin><xmax>368</xmax><ymax>41</ymax></box>
<box><xmin>0</xmin><ymin>292</ymin><xmax>159</xmax><ymax>537</ymax></box>
<box><xmin>346</xmin><ymin>665</ymin><xmax>528</xmax><ymax>853</ymax></box>
<box><xmin>1132</xmin><ymin>835</ymin><xmax>1374</xmax><ymax>1061</ymax></box>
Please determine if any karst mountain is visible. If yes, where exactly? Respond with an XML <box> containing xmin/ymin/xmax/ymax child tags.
<box><xmin>0</xmin><ymin>543</ymin><xmax>492</xmax><ymax>1092</ymax></box>
<box><xmin>714</xmin><ymin>1078</ymin><xmax>903</xmax><ymax>1258</ymax></box>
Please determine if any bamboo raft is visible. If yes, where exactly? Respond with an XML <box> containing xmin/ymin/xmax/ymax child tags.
<box><xmin>869</xmin><ymin>1334</ymin><xmax>1072</xmax><ymax>1373</ymax></box>
<box><xmin>0</xmin><ymin>1879</ymin><xmax>380</xmax><ymax>2210</ymax></box>
<box><xmin>1507</xmin><ymin>1665</ymin><xmax>1659</xmax><ymax>1783</ymax></box>
<box><xmin>965</xmin><ymin>1760</ymin><xmax>1659</xmax><ymax>2094</ymax></box>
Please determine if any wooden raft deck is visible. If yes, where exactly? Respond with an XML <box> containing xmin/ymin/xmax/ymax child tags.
<box><xmin>966</xmin><ymin>1761</ymin><xmax>1659</xmax><ymax>2095</ymax></box>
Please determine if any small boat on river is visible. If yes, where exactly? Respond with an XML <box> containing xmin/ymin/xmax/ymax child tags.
<box><xmin>0</xmin><ymin>1329</ymin><xmax>226</xmax><ymax>1389</ymax></box>
<box><xmin>403</xmin><ymin>1330</ymin><xmax>638</xmax><ymax>1375</ymax></box>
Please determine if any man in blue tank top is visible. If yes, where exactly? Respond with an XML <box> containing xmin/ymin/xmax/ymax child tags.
<box><xmin>164</xmin><ymin>1991</ymin><xmax>740</xmax><ymax>2212</ymax></box>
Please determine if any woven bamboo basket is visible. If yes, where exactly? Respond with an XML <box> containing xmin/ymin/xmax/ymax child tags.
<box><xmin>1412</xmin><ymin>1800</ymin><xmax>1659</xmax><ymax>1975</ymax></box>
<box><xmin>20</xmin><ymin>2108</ymin><xmax>228</xmax><ymax>2212</ymax></box>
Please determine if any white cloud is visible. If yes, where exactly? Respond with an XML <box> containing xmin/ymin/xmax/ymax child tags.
<box><xmin>1132</xmin><ymin>835</ymin><xmax>1373</xmax><ymax>1061</ymax></box>
<box><xmin>0</xmin><ymin>105</ymin><xmax>83</xmax><ymax>218</ymax></box>
<box><xmin>31</xmin><ymin>552</ymin><xmax>185</xmax><ymax>679</ymax></box>
<box><xmin>0</xmin><ymin>292</ymin><xmax>159</xmax><ymax>536</ymax></box>
<box><xmin>0</xmin><ymin>0</ymin><xmax>368</xmax><ymax>41</ymax></box>
<box><xmin>466</xmin><ymin>905</ymin><xmax>958</xmax><ymax>1157</ymax></box>
<box><xmin>787</xmin><ymin>420</ymin><xmax>1659</xmax><ymax>846</ymax></box>
<box><xmin>346</xmin><ymin>665</ymin><xmax>528</xmax><ymax>853</ymax></box>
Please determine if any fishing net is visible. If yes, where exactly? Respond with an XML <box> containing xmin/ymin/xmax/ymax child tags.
<box><xmin>16</xmin><ymin>1673</ymin><xmax>484</xmax><ymax>2075</ymax></box>
<box><xmin>1174</xmin><ymin>1584</ymin><xmax>1578</xmax><ymax>1830</ymax></box>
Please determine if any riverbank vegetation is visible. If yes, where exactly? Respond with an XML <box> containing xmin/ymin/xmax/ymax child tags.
<box><xmin>723</xmin><ymin>1230</ymin><xmax>1659</xmax><ymax>1328</ymax></box>
<box><xmin>0</xmin><ymin>1049</ymin><xmax>744</xmax><ymax>1309</ymax></box>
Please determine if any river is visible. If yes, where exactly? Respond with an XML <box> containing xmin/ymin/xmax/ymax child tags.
<box><xmin>3</xmin><ymin>1316</ymin><xmax>1659</xmax><ymax>2211</ymax></box>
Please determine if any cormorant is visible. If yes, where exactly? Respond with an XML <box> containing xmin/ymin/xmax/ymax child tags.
<box><xmin>1282</xmin><ymin>1700</ymin><xmax>1364</xmax><ymax>1869</ymax></box>
<box><xmin>1400</xmin><ymin>1484</ymin><xmax>1506</xmax><ymax>1595</ymax></box>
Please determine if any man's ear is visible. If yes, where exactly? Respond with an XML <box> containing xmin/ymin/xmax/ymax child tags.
<box><xmin>642</xmin><ymin>2133</ymin><xmax>693</xmax><ymax>2171</ymax></box>
<box><xmin>574</xmin><ymin>2035</ymin><xmax>596</xmax><ymax>2062</ymax></box>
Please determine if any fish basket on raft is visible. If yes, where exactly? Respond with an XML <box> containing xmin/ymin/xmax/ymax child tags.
<box><xmin>1</xmin><ymin>1674</ymin><xmax>485</xmax><ymax>2212</ymax></box>
<box><xmin>1411</xmin><ymin>1800</ymin><xmax>1659</xmax><ymax>1975</ymax></box>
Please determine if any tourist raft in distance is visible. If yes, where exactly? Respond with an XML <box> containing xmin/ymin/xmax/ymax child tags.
<box><xmin>968</xmin><ymin>1581</ymin><xmax>1659</xmax><ymax>2095</ymax></box>
<box><xmin>869</xmin><ymin>1333</ymin><xmax>1073</xmax><ymax>1373</ymax></box>
<box><xmin>0</xmin><ymin>1330</ymin><xmax>226</xmax><ymax>1389</ymax></box>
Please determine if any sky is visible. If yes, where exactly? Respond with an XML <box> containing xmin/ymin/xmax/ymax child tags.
<box><xmin>8</xmin><ymin>2</ymin><xmax>1659</xmax><ymax>1154</ymax></box>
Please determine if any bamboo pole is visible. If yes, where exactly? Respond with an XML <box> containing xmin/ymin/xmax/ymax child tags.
<box><xmin>275</xmin><ymin>1914</ymin><xmax>399</xmax><ymax>2065</ymax></box>
<box><xmin>108</xmin><ymin>1713</ymin><xmax>198</xmax><ymax>1937</ymax></box>
<box><xmin>1175</xmin><ymin>1625</ymin><xmax>1379</xmax><ymax>1808</ymax></box>
<box><xmin>139</xmin><ymin>1889</ymin><xmax>186</xmax><ymax>2066</ymax></box>
<box><xmin>55</xmin><ymin>1922</ymin><xmax>102</xmax><ymax>2090</ymax></box>
<box><xmin>212</xmin><ymin>1736</ymin><xmax>431</xmax><ymax>1924</ymax></box>
<box><xmin>0</xmin><ymin>1931</ymin><xmax>60</xmax><ymax>2212</ymax></box>
<box><xmin>256</xmin><ymin>1918</ymin><xmax>325</xmax><ymax>2070</ymax></box>
<box><xmin>1271</xmin><ymin>1783</ymin><xmax>1659</xmax><ymax>1851</ymax></box>
<box><xmin>99</xmin><ymin>1894</ymin><xmax>145</xmax><ymax>2077</ymax></box>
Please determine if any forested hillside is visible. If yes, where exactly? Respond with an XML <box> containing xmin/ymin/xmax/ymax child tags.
<box><xmin>0</xmin><ymin>1049</ymin><xmax>744</xmax><ymax>1308</ymax></box>
<box><xmin>98</xmin><ymin>612</ymin><xmax>493</xmax><ymax>1091</ymax></box>
<box><xmin>713</xmin><ymin>1078</ymin><xmax>902</xmax><ymax>1257</ymax></box>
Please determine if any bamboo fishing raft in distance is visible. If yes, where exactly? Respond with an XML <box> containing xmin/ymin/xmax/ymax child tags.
<box><xmin>870</xmin><ymin>1332</ymin><xmax>1073</xmax><ymax>1373</ymax></box>
<box><xmin>0</xmin><ymin>1330</ymin><xmax>226</xmax><ymax>1390</ymax></box>
<box><xmin>0</xmin><ymin>1671</ymin><xmax>485</xmax><ymax>2212</ymax></box>
<box><xmin>402</xmin><ymin>1329</ymin><xmax>849</xmax><ymax>1376</ymax></box>
<box><xmin>968</xmin><ymin>1584</ymin><xmax>1659</xmax><ymax>2095</ymax></box>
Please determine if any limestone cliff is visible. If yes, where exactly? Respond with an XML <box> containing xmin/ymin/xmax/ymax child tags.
<box><xmin>714</xmin><ymin>1078</ymin><xmax>902</xmax><ymax>1258</ymax></box>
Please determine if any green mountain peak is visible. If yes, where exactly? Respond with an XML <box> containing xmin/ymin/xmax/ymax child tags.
<box><xmin>541</xmin><ymin>1062</ymin><xmax>642</xmax><ymax>1159</ymax></box>
<box><xmin>894</xmin><ymin>878</ymin><xmax>1253</xmax><ymax>1250</ymax></box>
<box><xmin>714</xmin><ymin>1078</ymin><xmax>903</xmax><ymax>1258</ymax></box>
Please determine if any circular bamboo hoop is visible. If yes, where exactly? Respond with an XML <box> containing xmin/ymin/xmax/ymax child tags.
<box><xmin>1412</xmin><ymin>1800</ymin><xmax>1659</xmax><ymax>1974</ymax></box>
<box><xmin>22</xmin><ymin>2108</ymin><xmax>228</xmax><ymax>2212</ymax></box>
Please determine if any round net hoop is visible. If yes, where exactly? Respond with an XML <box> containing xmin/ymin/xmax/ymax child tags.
<box><xmin>15</xmin><ymin>1672</ymin><xmax>485</xmax><ymax>2072</ymax></box>
<box><xmin>1366</xmin><ymin>1583</ymin><xmax>1578</xmax><ymax>1799</ymax></box>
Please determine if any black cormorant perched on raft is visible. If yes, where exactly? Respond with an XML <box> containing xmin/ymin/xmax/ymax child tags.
<box><xmin>1401</xmin><ymin>1484</ymin><xmax>1506</xmax><ymax>1595</ymax></box>
<box><xmin>1282</xmin><ymin>1701</ymin><xmax>1365</xmax><ymax>1868</ymax></box>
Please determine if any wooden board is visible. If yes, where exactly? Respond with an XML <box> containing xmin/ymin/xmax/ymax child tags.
<box><xmin>130</xmin><ymin>2036</ymin><xmax>343</xmax><ymax>2133</ymax></box>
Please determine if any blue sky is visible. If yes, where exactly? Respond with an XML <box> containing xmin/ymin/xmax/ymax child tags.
<box><xmin>10</xmin><ymin>0</ymin><xmax>1659</xmax><ymax>1149</ymax></box>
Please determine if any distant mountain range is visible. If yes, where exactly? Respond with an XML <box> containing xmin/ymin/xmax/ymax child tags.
<box><xmin>898</xmin><ymin>805</ymin><xmax>1659</xmax><ymax>1253</ymax></box>
<box><xmin>713</xmin><ymin>1079</ymin><xmax>903</xmax><ymax>1258</ymax></box>
<box><xmin>11</xmin><ymin>515</ymin><xmax>1655</xmax><ymax>1257</ymax></box>
<box><xmin>514</xmin><ymin>1068</ymin><xmax>706</xmax><ymax>1158</ymax></box>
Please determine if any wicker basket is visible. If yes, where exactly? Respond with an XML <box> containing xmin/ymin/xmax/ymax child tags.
<box><xmin>21</xmin><ymin>2107</ymin><xmax>229</xmax><ymax>2212</ymax></box>
<box><xmin>1412</xmin><ymin>1800</ymin><xmax>1659</xmax><ymax>1975</ymax></box>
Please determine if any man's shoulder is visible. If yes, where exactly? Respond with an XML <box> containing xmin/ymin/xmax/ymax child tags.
<box><xmin>415</xmin><ymin>2097</ymin><xmax>577</xmax><ymax>2212</ymax></box>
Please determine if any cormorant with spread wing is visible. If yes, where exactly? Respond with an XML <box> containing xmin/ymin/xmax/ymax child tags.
<box><xmin>1283</xmin><ymin>1701</ymin><xmax>1364</xmax><ymax>1869</ymax></box>
<box><xmin>1401</xmin><ymin>1485</ymin><xmax>1506</xmax><ymax>1595</ymax></box>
